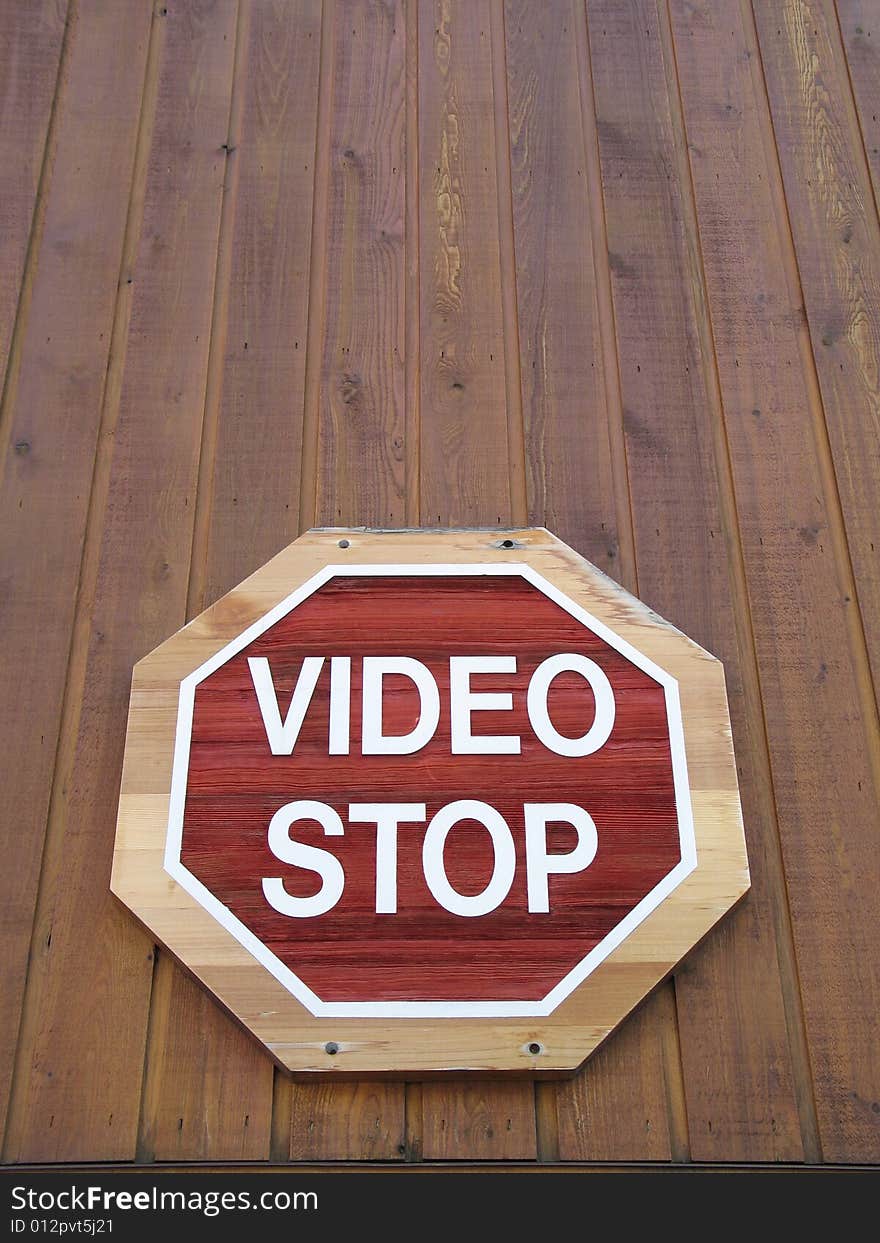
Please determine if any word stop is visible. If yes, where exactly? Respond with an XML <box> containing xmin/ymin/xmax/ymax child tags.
<box><xmin>262</xmin><ymin>799</ymin><xmax>600</xmax><ymax>918</ymax></box>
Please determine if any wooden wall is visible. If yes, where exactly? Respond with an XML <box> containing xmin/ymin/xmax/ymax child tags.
<box><xmin>2</xmin><ymin>0</ymin><xmax>879</xmax><ymax>1166</ymax></box>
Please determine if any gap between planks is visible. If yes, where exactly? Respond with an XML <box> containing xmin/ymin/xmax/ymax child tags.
<box><xmin>404</xmin><ymin>0</ymin><xmax>421</xmax><ymax>526</ymax></box>
<box><xmin>490</xmin><ymin>0</ymin><xmax>528</xmax><ymax>528</ymax></box>
<box><xmin>185</xmin><ymin>0</ymin><xmax>250</xmax><ymax>620</ymax></box>
<box><xmin>832</xmin><ymin>1</ymin><xmax>880</xmax><ymax>247</ymax></box>
<box><xmin>494</xmin><ymin>0</ymin><xmax>541</xmax><ymax>1158</ymax></box>
<box><xmin>575</xmin><ymin>0</ymin><xmax>638</xmax><ymax>594</ymax></box>
<box><xmin>298</xmin><ymin>0</ymin><xmax>337</xmax><ymax>537</ymax></box>
<box><xmin>403</xmin><ymin>0</ymin><xmax>423</xmax><ymax>1155</ymax></box>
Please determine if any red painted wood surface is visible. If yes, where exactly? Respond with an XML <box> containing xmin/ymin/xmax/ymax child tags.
<box><xmin>180</xmin><ymin>574</ymin><xmax>680</xmax><ymax>1002</ymax></box>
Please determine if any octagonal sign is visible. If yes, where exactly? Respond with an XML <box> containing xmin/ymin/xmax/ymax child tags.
<box><xmin>112</xmin><ymin>528</ymin><xmax>748</xmax><ymax>1074</ymax></box>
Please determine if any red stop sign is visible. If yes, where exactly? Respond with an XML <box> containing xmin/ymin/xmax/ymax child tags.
<box><xmin>168</xmin><ymin>563</ymin><xmax>694</xmax><ymax>1017</ymax></box>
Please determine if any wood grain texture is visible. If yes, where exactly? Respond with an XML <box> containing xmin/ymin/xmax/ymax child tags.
<box><xmin>420</xmin><ymin>1083</ymin><xmax>537</xmax><ymax>1159</ymax></box>
<box><xmin>754</xmin><ymin>0</ymin><xmax>880</xmax><ymax>695</ymax></box>
<box><xmin>289</xmin><ymin>0</ymin><xmax>409</xmax><ymax>1161</ymax></box>
<box><xmin>2</xmin><ymin>0</ymin><xmax>238</xmax><ymax>1163</ymax></box>
<box><xmin>135</xmin><ymin>0</ymin><xmax>280</xmax><ymax>1164</ymax></box>
<box><xmin>151</xmin><ymin>0</ymin><xmax>323</xmax><ymax>1165</ymax></box>
<box><xmin>667</xmin><ymin>2</ymin><xmax>824</xmax><ymax>1162</ymax></box>
<box><xmin>505</xmin><ymin>0</ymin><xmax>685</xmax><ymax>1163</ymax></box>
<box><xmin>0</xmin><ymin>0</ymin><xmax>66</xmax><ymax>386</ymax></box>
<box><xmin>418</xmin><ymin>0</ymin><xmax>511</xmax><ymax>525</ymax></box>
<box><xmin>198</xmin><ymin>0</ymin><xmax>323</xmax><ymax>606</ymax></box>
<box><xmin>557</xmin><ymin>986</ymin><xmax>676</xmax><ymax>1161</ymax></box>
<box><xmin>553</xmin><ymin>1</ymin><xmax>695</xmax><ymax>1165</ymax></box>
<box><xmin>289</xmin><ymin>1081</ymin><xmax>405</xmax><ymax>1160</ymax></box>
<box><xmin>316</xmin><ymin>0</ymin><xmax>407</xmax><ymax>526</ymax></box>
<box><xmin>837</xmin><ymin>0</ymin><xmax>880</xmax><ymax>210</ymax></box>
<box><xmin>0</xmin><ymin>0</ymin><xmax>152</xmax><ymax>1147</ymax></box>
<box><xmin>686</xmin><ymin>0</ymin><xmax>880</xmax><ymax>1163</ymax></box>
<box><xmin>138</xmin><ymin>950</ymin><xmax>272</xmax><ymax>1161</ymax></box>
<box><xmin>111</xmin><ymin>528</ymin><xmax>747</xmax><ymax>1088</ymax></box>
<box><xmin>404</xmin><ymin>0</ymin><xmax>422</xmax><ymax>524</ymax></box>
<box><xmin>3</xmin><ymin>0</ymin><xmax>880</xmax><ymax>1169</ymax></box>
<box><xmin>503</xmin><ymin>0</ymin><xmax>617</xmax><ymax>561</ymax></box>
<box><xmin>416</xmin><ymin>0</ymin><xmax>532</xmax><ymax>1151</ymax></box>
<box><xmin>583</xmin><ymin>0</ymin><xmax>805</xmax><ymax>1162</ymax></box>
<box><xmin>179</xmin><ymin>574</ymin><xmax>681</xmax><ymax>1001</ymax></box>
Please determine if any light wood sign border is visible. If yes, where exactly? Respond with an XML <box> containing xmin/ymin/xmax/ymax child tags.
<box><xmin>111</xmin><ymin>527</ymin><xmax>749</xmax><ymax>1077</ymax></box>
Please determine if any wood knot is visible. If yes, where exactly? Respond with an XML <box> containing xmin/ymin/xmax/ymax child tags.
<box><xmin>340</xmin><ymin>373</ymin><xmax>361</xmax><ymax>405</ymax></box>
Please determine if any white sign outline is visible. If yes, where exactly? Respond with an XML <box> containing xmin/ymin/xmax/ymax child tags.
<box><xmin>164</xmin><ymin>563</ymin><xmax>697</xmax><ymax>1019</ymax></box>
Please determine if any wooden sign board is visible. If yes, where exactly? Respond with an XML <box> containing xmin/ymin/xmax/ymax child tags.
<box><xmin>112</xmin><ymin>528</ymin><xmax>748</xmax><ymax>1075</ymax></box>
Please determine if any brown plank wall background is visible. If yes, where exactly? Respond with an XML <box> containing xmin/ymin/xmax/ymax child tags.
<box><xmin>1</xmin><ymin>0</ymin><xmax>879</xmax><ymax>1167</ymax></box>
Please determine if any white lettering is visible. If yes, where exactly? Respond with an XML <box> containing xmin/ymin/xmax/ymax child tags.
<box><xmin>263</xmin><ymin>800</ymin><xmax>345</xmax><ymax>917</ymax></box>
<box><xmin>249</xmin><ymin>652</ymin><xmax>616</xmax><ymax>757</ymax></box>
<box><xmin>348</xmin><ymin>803</ymin><xmax>427</xmax><ymax>913</ymax></box>
<box><xmin>524</xmin><ymin>803</ymin><xmax>599</xmax><ymax>912</ymax></box>
<box><xmin>527</xmin><ymin>653</ymin><xmax>615</xmax><ymax>757</ymax></box>
<box><xmin>422</xmin><ymin>800</ymin><xmax>516</xmax><ymax>917</ymax></box>
<box><xmin>449</xmin><ymin>655</ymin><xmax>521</xmax><ymax>754</ymax></box>
<box><xmin>361</xmin><ymin>657</ymin><xmax>441</xmax><ymax>754</ymax></box>
<box><xmin>328</xmin><ymin>655</ymin><xmax>351</xmax><ymax>755</ymax></box>
<box><xmin>260</xmin><ymin>799</ymin><xmax>602</xmax><ymax>917</ymax></box>
<box><xmin>248</xmin><ymin>655</ymin><xmax>324</xmax><ymax>755</ymax></box>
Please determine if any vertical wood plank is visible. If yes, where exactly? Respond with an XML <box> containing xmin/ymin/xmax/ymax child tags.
<box><xmin>557</xmin><ymin>1001</ymin><xmax>683</xmax><ymax>1158</ymax></box>
<box><xmin>316</xmin><ymin>0</ymin><xmax>408</xmax><ymax>526</ymax></box>
<box><xmin>404</xmin><ymin>0</ymin><xmax>422</xmax><ymax>524</ymax></box>
<box><xmin>504</xmin><ymin>0</ymin><xmax>676</xmax><ymax>1164</ymax></box>
<box><xmin>556</xmin><ymin>993</ymin><xmax>676</xmax><ymax>1162</ymax></box>
<box><xmin>0</xmin><ymin>0</ymin><xmax>152</xmax><ymax>1148</ymax></box>
<box><xmin>0</xmin><ymin>0</ymin><xmax>66</xmax><ymax>385</ymax></box>
<box><xmin>419</xmin><ymin>1084</ymin><xmax>537</xmax><ymax>1161</ymax></box>
<box><xmin>837</xmin><ymin>0</ymin><xmax>880</xmax><ymax>210</ymax></box>
<box><xmin>289</xmin><ymin>0</ymin><xmax>407</xmax><ymax>1162</ymax></box>
<box><xmin>754</xmin><ymin>0</ymin><xmax>880</xmax><ymax>695</ymax></box>
<box><xmin>578</xmin><ymin>0</ymin><xmax>807</xmax><ymax>1161</ymax></box>
<box><xmin>197</xmin><ymin>0</ymin><xmax>323</xmax><ymax>606</ymax></box>
<box><xmin>418</xmin><ymin>0</ymin><xmax>511</xmax><ymax>525</ymax></box>
<box><xmin>135</xmin><ymin>0</ymin><xmax>312</xmax><ymax>1163</ymax></box>
<box><xmin>503</xmin><ymin>0</ymin><xmax>617</xmax><ymax>559</ymax></box>
<box><xmin>402</xmin><ymin>0</ymin><xmax>423</xmax><ymax>1148</ymax></box>
<box><xmin>414</xmin><ymin>0</ymin><xmax>535</xmax><ymax>1159</ymax></box>
<box><xmin>138</xmin><ymin>952</ymin><xmax>271</xmax><ymax>1162</ymax></box>
<box><xmin>3</xmin><ymin>0</ymin><xmax>238</xmax><ymax>1163</ymax></box>
<box><xmin>490</xmin><ymin>0</ymin><xmax>527</xmax><ymax>526</ymax></box>
<box><xmin>290</xmin><ymin>1083</ymin><xmax>406</xmax><ymax>1161</ymax></box>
